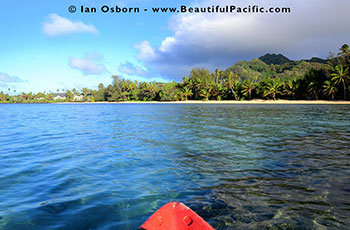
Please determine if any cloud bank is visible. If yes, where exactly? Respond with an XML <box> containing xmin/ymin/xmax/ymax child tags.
<box><xmin>69</xmin><ymin>53</ymin><xmax>107</xmax><ymax>75</ymax></box>
<box><xmin>0</xmin><ymin>72</ymin><xmax>26</xmax><ymax>88</ymax></box>
<box><xmin>118</xmin><ymin>61</ymin><xmax>149</xmax><ymax>76</ymax></box>
<box><xmin>135</xmin><ymin>0</ymin><xmax>350</xmax><ymax>80</ymax></box>
<box><xmin>43</xmin><ymin>14</ymin><xmax>98</xmax><ymax>36</ymax></box>
<box><xmin>0</xmin><ymin>72</ymin><xmax>26</xmax><ymax>83</ymax></box>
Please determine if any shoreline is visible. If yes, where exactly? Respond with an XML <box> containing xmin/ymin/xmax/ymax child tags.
<box><xmin>55</xmin><ymin>100</ymin><xmax>350</xmax><ymax>105</ymax></box>
<box><xmin>2</xmin><ymin>100</ymin><xmax>350</xmax><ymax>105</ymax></box>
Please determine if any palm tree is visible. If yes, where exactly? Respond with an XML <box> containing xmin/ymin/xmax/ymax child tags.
<box><xmin>82</xmin><ymin>88</ymin><xmax>89</xmax><ymax>97</ymax></box>
<box><xmin>225</xmin><ymin>71</ymin><xmax>240</xmax><ymax>100</ymax></box>
<box><xmin>338</xmin><ymin>44</ymin><xmax>350</xmax><ymax>64</ymax></box>
<box><xmin>241</xmin><ymin>80</ymin><xmax>256</xmax><ymax>100</ymax></box>
<box><xmin>338</xmin><ymin>44</ymin><xmax>350</xmax><ymax>56</ymax></box>
<box><xmin>182</xmin><ymin>86</ymin><xmax>193</xmax><ymax>101</ymax></box>
<box><xmin>98</xmin><ymin>83</ymin><xmax>104</xmax><ymax>90</ymax></box>
<box><xmin>180</xmin><ymin>76</ymin><xmax>189</xmax><ymax>87</ymax></box>
<box><xmin>139</xmin><ymin>82</ymin><xmax>157</xmax><ymax>101</ymax></box>
<box><xmin>283</xmin><ymin>80</ymin><xmax>296</xmax><ymax>99</ymax></box>
<box><xmin>214</xmin><ymin>69</ymin><xmax>221</xmax><ymax>84</ymax></box>
<box><xmin>120</xmin><ymin>80</ymin><xmax>130</xmax><ymax>98</ymax></box>
<box><xmin>232</xmin><ymin>80</ymin><xmax>241</xmax><ymax>100</ymax></box>
<box><xmin>323</xmin><ymin>80</ymin><xmax>338</xmax><ymax>100</ymax></box>
<box><xmin>199</xmin><ymin>88</ymin><xmax>210</xmax><ymax>100</ymax></box>
<box><xmin>28</xmin><ymin>92</ymin><xmax>34</xmax><ymax>100</ymax></box>
<box><xmin>210</xmin><ymin>83</ymin><xmax>223</xmax><ymax>100</ymax></box>
<box><xmin>263</xmin><ymin>79</ymin><xmax>283</xmax><ymax>100</ymax></box>
<box><xmin>149</xmin><ymin>82</ymin><xmax>157</xmax><ymax>95</ymax></box>
<box><xmin>20</xmin><ymin>92</ymin><xmax>27</xmax><ymax>101</ymax></box>
<box><xmin>187</xmin><ymin>79</ymin><xmax>194</xmax><ymax>90</ymax></box>
<box><xmin>193</xmin><ymin>78</ymin><xmax>203</xmax><ymax>99</ymax></box>
<box><xmin>128</xmin><ymin>81</ymin><xmax>137</xmax><ymax>92</ymax></box>
<box><xmin>307</xmin><ymin>81</ymin><xmax>319</xmax><ymax>100</ymax></box>
<box><xmin>331</xmin><ymin>65</ymin><xmax>349</xmax><ymax>100</ymax></box>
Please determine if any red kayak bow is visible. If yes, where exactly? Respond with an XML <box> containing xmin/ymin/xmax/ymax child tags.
<box><xmin>139</xmin><ymin>202</ymin><xmax>215</xmax><ymax>230</ymax></box>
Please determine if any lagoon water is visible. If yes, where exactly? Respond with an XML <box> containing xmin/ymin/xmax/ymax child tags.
<box><xmin>0</xmin><ymin>103</ymin><xmax>349</xmax><ymax>229</ymax></box>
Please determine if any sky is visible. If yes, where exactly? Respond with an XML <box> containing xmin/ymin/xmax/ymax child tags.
<box><xmin>1</xmin><ymin>0</ymin><xmax>350</xmax><ymax>93</ymax></box>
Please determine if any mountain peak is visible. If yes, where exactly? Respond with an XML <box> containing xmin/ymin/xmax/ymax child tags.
<box><xmin>258</xmin><ymin>53</ymin><xmax>291</xmax><ymax>65</ymax></box>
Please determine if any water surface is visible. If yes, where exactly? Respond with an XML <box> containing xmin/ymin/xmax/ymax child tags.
<box><xmin>0</xmin><ymin>104</ymin><xmax>349</xmax><ymax>229</ymax></box>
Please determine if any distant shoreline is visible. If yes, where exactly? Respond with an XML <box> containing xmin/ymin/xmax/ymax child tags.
<box><xmin>2</xmin><ymin>100</ymin><xmax>350</xmax><ymax>105</ymax></box>
<box><xmin>53</xmin><ymin>100</ymin><xmax>350</xmax><ymax>105</ymax></box>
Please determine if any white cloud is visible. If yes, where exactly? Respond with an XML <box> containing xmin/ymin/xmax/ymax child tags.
<box><xmin>43</xmin><ymin>14</ymin><xmax>98</xmax><ymax>36</ymax></box>
<box><xmin>135</xmin><ymin>0</ymin><xmax>350</xmax><ymax>80</ymax></box>
<box><xmin>0</xmin><ymin>72</ymin><xmax>26</xmax><ymax>83</ymax></box>
<box><xmin>160</xmin><ymin>37</ymin><xmax>176</xmax><ymax>52</ymax></box>
<box><xmin>134</xmin><ymin>41</ymin><xmax>156</xmax><ymax>61</ymax></box>
<box><xmin>69</xmin><ymin>53</ymin><xmax>107</xmax><ymax>75</ymax></box>
<box><xmin>118</xmin><ymin>61</ymin><xmax>149</xmax><ymax>76</ymax></box>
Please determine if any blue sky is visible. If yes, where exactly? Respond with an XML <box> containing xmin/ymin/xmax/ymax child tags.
<box><xmin>1</xmin><ymin>0</ymin><xmax>350</xmax><ymax>93</ymax></box>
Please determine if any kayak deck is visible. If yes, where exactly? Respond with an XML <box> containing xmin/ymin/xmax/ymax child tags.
<box><xmin>139</xmin><ymin>202</ymin><xmax>215</xmax><ymax>230</ymax></box>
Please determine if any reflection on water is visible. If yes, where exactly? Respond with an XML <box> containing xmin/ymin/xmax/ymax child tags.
<box><xmin>0</xmin><ymin>104</ymin><xmax>349</xmax><ymax>229</ymax></box>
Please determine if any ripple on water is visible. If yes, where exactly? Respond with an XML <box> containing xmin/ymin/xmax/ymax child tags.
<box><xmin>0</xmin><ymin>104</ymin><xmax>349</xmax><ymax>229</ymax></box>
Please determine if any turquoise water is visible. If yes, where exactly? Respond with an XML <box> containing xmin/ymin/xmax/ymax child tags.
<box><xmin>0</xmin><ymin>104</ymin><xmax>349</xmax><ymax>229</ymax></box>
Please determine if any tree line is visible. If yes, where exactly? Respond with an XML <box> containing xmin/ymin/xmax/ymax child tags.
<box><xmin>1</xmin><ymin>44</ymin><xmax>349</xmax><ymax>103</ymax></box>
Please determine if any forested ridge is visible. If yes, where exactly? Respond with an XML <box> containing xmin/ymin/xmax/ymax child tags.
<box><xmin>1</xmin><ymin>44</ymin><xmax>350</xmax><ymax>103</ymax></box>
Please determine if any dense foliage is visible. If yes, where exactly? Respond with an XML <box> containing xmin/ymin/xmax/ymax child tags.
<box><xmin>1</xmin><ymin>44</ymin><xmax>350</xmax><ymax>103</ymax></box>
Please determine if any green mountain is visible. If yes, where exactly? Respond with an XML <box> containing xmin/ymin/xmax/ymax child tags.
<box><xmin>258</xmin><ymin>53</ymin><xmax>291</xmax><ymax>65</ymax></box>
<box><xmin>225</xmin><ymin>55</ymin><xmax>328</xmax><ymax>81</ymax></box>
<box><xmin>304</xmin><ymin>57</ymin><xmax>327</xmax><ymax>64</ymax></box>
<box><xmin>259</xmin><ymin>53</ymin><xmax>327</xmax><ymax>65</ymax></box>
